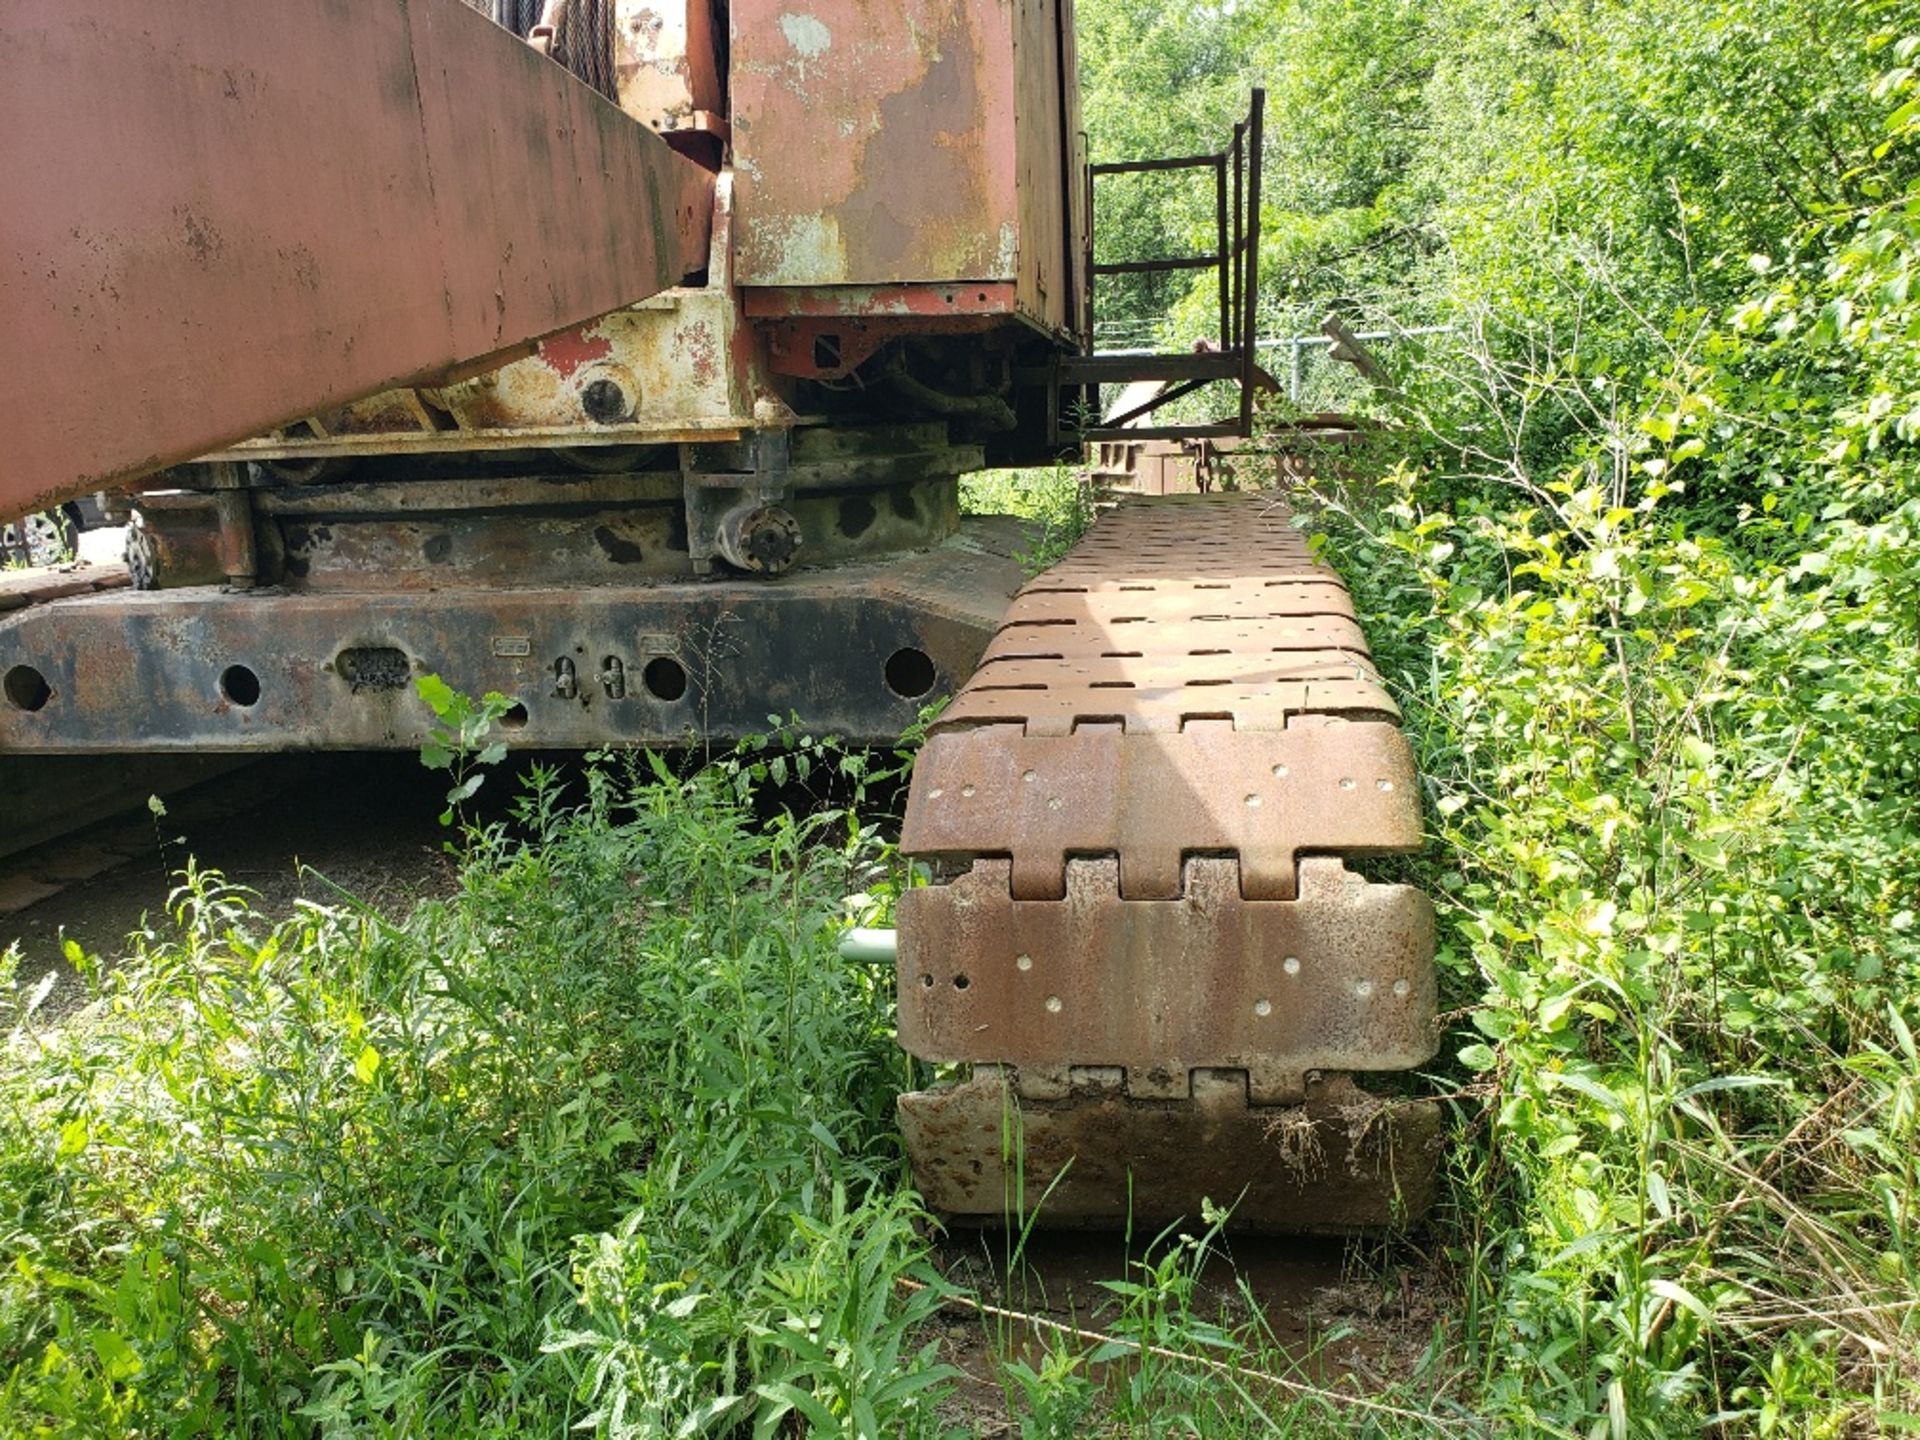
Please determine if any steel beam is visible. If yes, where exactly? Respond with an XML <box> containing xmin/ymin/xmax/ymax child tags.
<box><xmin>0</xmin><ymin>518</ymin><xmax>1027</xmax><ymax>752</ymax></box>
<box><xmin>0</xmin><ymin>0</ymin><xmax>714</xmax><ymax>513</ymax></box>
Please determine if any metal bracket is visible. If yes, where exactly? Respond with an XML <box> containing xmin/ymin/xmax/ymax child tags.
<box><xmin>681</xmin><ymin>429</ymin><xmax>802</xmax><ymax>577</ymax></box>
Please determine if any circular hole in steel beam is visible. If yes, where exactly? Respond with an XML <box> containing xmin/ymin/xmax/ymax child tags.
<box><xmin>643</xmin><ymin>656</ymin><xmax>688</xmax><ymax>702</ymax></box>
<box><xmin>500</xmin><ymin>702</ymin><xmax>529</xmax><ymax>730</ymax></box>
<box><xmin>837</xmin><ymin>494</ymin><xmax>877</xmax><ymax>538</ymax></box>
<box><xmin>220</xmin><ymin>664</ymin><xmax>261</xmax><ymax>708</ymax></box>
<box><xmin>4</xmin><ymin>665</ymin><xmax>51</xmax><ymax>712</ymax></box>
<box><xmin>580</xmin><ymin>377</ymin><xmax>631</xmax><ymax>424</ymax></box>
<box><xmin>884</xmin><ymin>646</ymin><xmax>936</xmax><ymax>700</ymax></box>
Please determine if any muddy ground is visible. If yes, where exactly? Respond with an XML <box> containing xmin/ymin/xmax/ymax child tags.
<box><xmin>929</xmin><ymin>1226</ymin><xmax>1456</xmax><ymax>1430</ymax></box>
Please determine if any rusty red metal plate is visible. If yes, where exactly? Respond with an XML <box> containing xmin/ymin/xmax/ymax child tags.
<box><xmin>0</xmin><ymin>0</ymin><xmax>714</xmax><ymax>512</ymax></box>
<box><xmin>934</xmin><ymin>678</ymin><xmax>1400</xmax><ymax>734</ymax></box>
<box><xmin>729</xmin><ymin>0</ymin><xmax>1019</xmax><ymax>289</ymax></box>
<box><xmin>969</xmin><ymin>652</ymin><xmax>1380</xmax><ymax>690</ymax></box>
<box><xmin>898</xmin><ymin>1069</ymin><xmax>1444</xmax><ymax>1231</ymax></box>
<box><xmin>902</xmin><ymin>720</ymin><xmax>1421</xmax><ymax>900</ymax></box>
<box><xmin>899</xmin><ymin>857</ymin><xmax>1437</xmax><ymax>1092</ymax></box>
<box><xmin>981</xmin><ymin>613</ymin><xmax>1373</xmax><ymax>662</ymax></box>
<box><xmin>1004</xmin><ymin>586</ymin><xmax>1359</xmax><ymax>623</ymax></box>
<box><xmin>0</xmin><ymin>564</ymin><xmax>130</xmax><ymax>615</ymax></box>
<box><xmin>1032</xmin><ymin>562</ymin><xmax>1342</xmax><ymax>584</ymax></box>
<box><xmin>896</xmin><ymin>492</ymin><xmax>1438</xmax><ymax>1231</ymax></box>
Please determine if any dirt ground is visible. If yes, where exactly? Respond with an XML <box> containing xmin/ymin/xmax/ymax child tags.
<box><xmin>1</xmin><ymin>753</ymin><xmax>463</xmax><ymax>1012</ymax></box>
<box><xmin>928</xmin><ymin>1226</ymin><xmax>1454</xmax><ymax>1430</ymax></box>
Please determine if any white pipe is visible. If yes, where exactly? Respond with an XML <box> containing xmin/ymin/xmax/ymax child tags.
<box><xmin>838</xmin><ymin>927</ymin><xmax>897</xmax><ymax>965</ymax></box>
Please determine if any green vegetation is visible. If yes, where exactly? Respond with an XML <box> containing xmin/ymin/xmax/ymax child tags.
<box><xmin>960</xmin><ymin>465</ymin><xmax>1095</xmax><ymax>571</ymax></box>
<box><xmin>1071</xmin><ymin>0</ymin><xmax>1920</xmax><ymax>1429</ymax></box>
<box><xmin>0</xmin><ymin>751</ymin><xmax>958</xmax><ymax>1436</ymax></box>
<box><xmin>0</xmin><ymin>747</ymin><xmax>1453</xmax><ymax>1437</ymax></box>
<box><xmin>6</xmin><ymin>1</ymin><xmax>1920</xmax><ymax>1433</ymax></box>
<box><xmin>1078</xmin><ymin>0</ymin><xmax>1920</xmax><ymax>1430</ymax></box>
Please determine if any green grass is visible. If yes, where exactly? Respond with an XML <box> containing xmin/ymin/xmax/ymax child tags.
<box><xmin>960</xmin><ymin>466</ymin><xmax>1095</xmax><ymax>573</ymax></box>
<box><xmin>0</xmin><ymin>752</ymin><xmax>955</xmax><ymax>1436</ymax></box>
<box><xmin>4</xmin><ymin>741</ymin><xmax>1467</xmax><ymax>1438</ymax></box>
<box><xmin>9</xmin><ymin>642</ymin><xmax>1913</xmax><ymax>1435</ymax></box>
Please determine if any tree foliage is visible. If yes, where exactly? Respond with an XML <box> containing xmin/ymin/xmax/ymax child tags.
<box><xmin>1083</xmin><ymin>0</ymin><xmax>1920</xmax><ymax>1430</ymax></box>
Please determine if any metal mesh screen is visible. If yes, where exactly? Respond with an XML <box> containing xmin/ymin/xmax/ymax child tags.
<box><xmin>1266</xmin><ymin>339</ymin><xmax>1378</xmax><ymax>416</ymax></box>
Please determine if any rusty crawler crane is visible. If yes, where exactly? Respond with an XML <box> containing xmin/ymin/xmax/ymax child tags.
<box><xmin>0</xmin><ymin>0</ymin><xmax>1439</xmax><ymax>1229</ymax></box>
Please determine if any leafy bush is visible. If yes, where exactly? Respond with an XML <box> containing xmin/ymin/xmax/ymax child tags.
<box><xmin>961</xmin><ymin>465</ymin><xmax>1096</xmax><ymax>572</ymax></box>
<box><xmin>0</xmin><ymin>752</ymin><xmax>952</xmax><ymax>1437</ymax></box>
<box><xmin>1281</xmin><ymin>22</ymin><xmax>1920</xmax><ymax>1432</ymax></box>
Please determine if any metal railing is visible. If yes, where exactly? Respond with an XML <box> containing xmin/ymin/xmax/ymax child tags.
<box><xmin>1057</xmin><ymin>89</ymin><xmax>1264</xmax><ymax>443</ymax></box>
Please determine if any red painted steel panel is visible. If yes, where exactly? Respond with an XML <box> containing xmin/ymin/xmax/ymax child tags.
<box><xmin>1012</xmin><ymin>0</ymin><xmax>1067</xmax><ymax>333</ymax></box>
<box><xmin>0</xmin><ymin>0</ymin><xmax>714</xmax><ymax>514</ymax></box>
<box><xmin>741</xmin><ymin>282</ymin><xmax>1019</xmax><ymax>319</ymax></box>
<box><xmin>729</xmin><ymin>0</ymin><xmax>1021</xmax><ymax>289</ymax></box>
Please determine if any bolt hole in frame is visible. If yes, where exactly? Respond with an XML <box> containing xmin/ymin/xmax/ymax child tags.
<box><xmin>220</xmin><ymin>664</ymin><xmax>261</xmax><ymax>708</ymax></box>
<box><xmin>4</xmin><ymin>664</ymin><xmax>51</xmax><ymax>712</ymax></box>
<box><xmin>884</xmin><ymin>646</ymin><xmax>936</xmax><ymax>699</ymax></box>
<box><xmin>642</xmin><ymin>655</ymin><xmax>689</xmax><ymax>701</ymax></box>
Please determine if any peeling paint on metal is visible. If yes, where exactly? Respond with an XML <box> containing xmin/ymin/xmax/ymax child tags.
<box><xmin>731</xmin><ymin>0</ymin><xmax>1021</xmax><ymax>289</ymax></box>
<box><xmin>777</xmin><ymin>11</ymin><xmax>832</xmax><ymax>59</ymax></box>
<box><xmin>2</xmin><ymin>0</ymin><xmax>714</xmax><ymax>511</ymax></box>
<box><xmin>538</xmin><ymin>327</ymin><xmax>617</xmax><ymax>381</ymax></box>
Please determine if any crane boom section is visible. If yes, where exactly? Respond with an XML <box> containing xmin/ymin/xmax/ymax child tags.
<box><xmin>0</xmin><ymin>0</ymin><xmax>713</xmax><ymax>512</ymax></box>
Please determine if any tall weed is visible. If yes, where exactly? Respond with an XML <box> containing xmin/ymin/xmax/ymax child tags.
<box><xmin>0</xmin><ymin>749</ymin><xmax>950</xmax><ymax>1436</ymax></box>
<box><xmin>1286</xmin><ymin>35</ymin><xmax>1920</xmax><ymax>1429</ymax></box>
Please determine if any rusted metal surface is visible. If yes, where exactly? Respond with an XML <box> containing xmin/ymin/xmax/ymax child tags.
<box><xmin>613</xmin><ymin>0</ymin><xmax>724</xmax><ymax>152</ymax></box>
<box><xmin>932</xmin><ymin>496</ymin><xmax>1401</xmax><ymax>730</ymax></box>
<box><xmin>123</xmin><ymin>509</ymin><xmax>232</xmax><ymax>593</ymax></box>
<box><xmin>0</xmin><ymin>519</ymin><xmax>1025</xmax><ymax>752</ymax></box>
<box><xmin>133</xmin><ymin>424</ymin><xmax>976</xmax><ymax>591</ymax></box>
<box><xmin>900</xmin><ymin>857</ymin><xmax>1436</xmax><ymax>1100</ymax></box>
<box><xmin>904</xmin><ymin>722</ymin><xmax>1419</xmax><ymax>900</ymax></box>
<box><xmin>761</xmin><ymin>311</ymin><xmax>1008</xmax><ymax>381</ymax></box>
<box><xmin>0</xmin><ymin>566</ymin><xmax>130</xmax><ymax>616</ymax></box>
<box><xmin>729</xmin><ymin>0</ymin><xmax>1076</xmax><ymax>334</ymax></box>
<box><xmin>966</xmin><ymin>651</ymin><xmax>1383</xmax><ymax>688</ymax></box>
<box><xmin>1086</xmin><ymin>432</ymin><xmax>1283</xmax><ymax>498</ymax></box>
<box><xmin>1011</xmin><ymin>0</ymin><xmax>1072</xmax><ymax>334</ymax></box>
<box><xmin>1001</xmin><ymin>585</ymin><xmax>1362</xmax><ymax>621</ymax></box>
<box><xmin>898</xmin><ymin>1070</ymin><xmax>1443</xmax><ymax>1233</ymax></box>
<box><xmin>896</xmin><ymin>492</ymin><xmax>1441</xmax><ymax>1232</ymax></box>
<box><xmin>212</xmin><ymin>423</ymin><xmax>743</xmax><ymax>462</ymax></box>
<box><xmin>731</xmin><ymin>0</ymin><xmax>1016</xmax><ymax>289</ymax></box>
<box><xmin>980</xmin><ymin>613</ymin><xmax>1373</xmax><ymax>662</ymax></box>
<box><xmin>935</xmin><ymin>678</ymin><xmax>1402</xmax><ymax>733</ymax></box>
<box><xmin>742</xmin><ymin>284</ymin><xmax>1021</xmax><ymax>321</ymax></box>
<box><xmin>1</xmin><ymin>0</ymin><xmax>713</xmax><ymax>513</ymax></box>
<box><xmin>207</xmin><ymin>175</ymin><xmax>761</xmax><ymax>463</ymax></box>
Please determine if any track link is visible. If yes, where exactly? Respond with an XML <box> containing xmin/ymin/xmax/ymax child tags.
<box><xmin>895</xmin><ymin>492</ymin><xmax>1441</xmax><ymax>1233</ymax></box>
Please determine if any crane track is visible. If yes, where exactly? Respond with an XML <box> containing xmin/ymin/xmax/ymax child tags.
<box><xmin>894</xmin><ymin>491</ymin><xmax>1443</xmax><ymax>1233</ymax></box>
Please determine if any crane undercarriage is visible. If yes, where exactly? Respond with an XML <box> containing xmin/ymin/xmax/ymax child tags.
<box><xmin>0</xmin><ymin>0</ymin><xmax>1440</xmax><ymax>1231</ymax></box>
